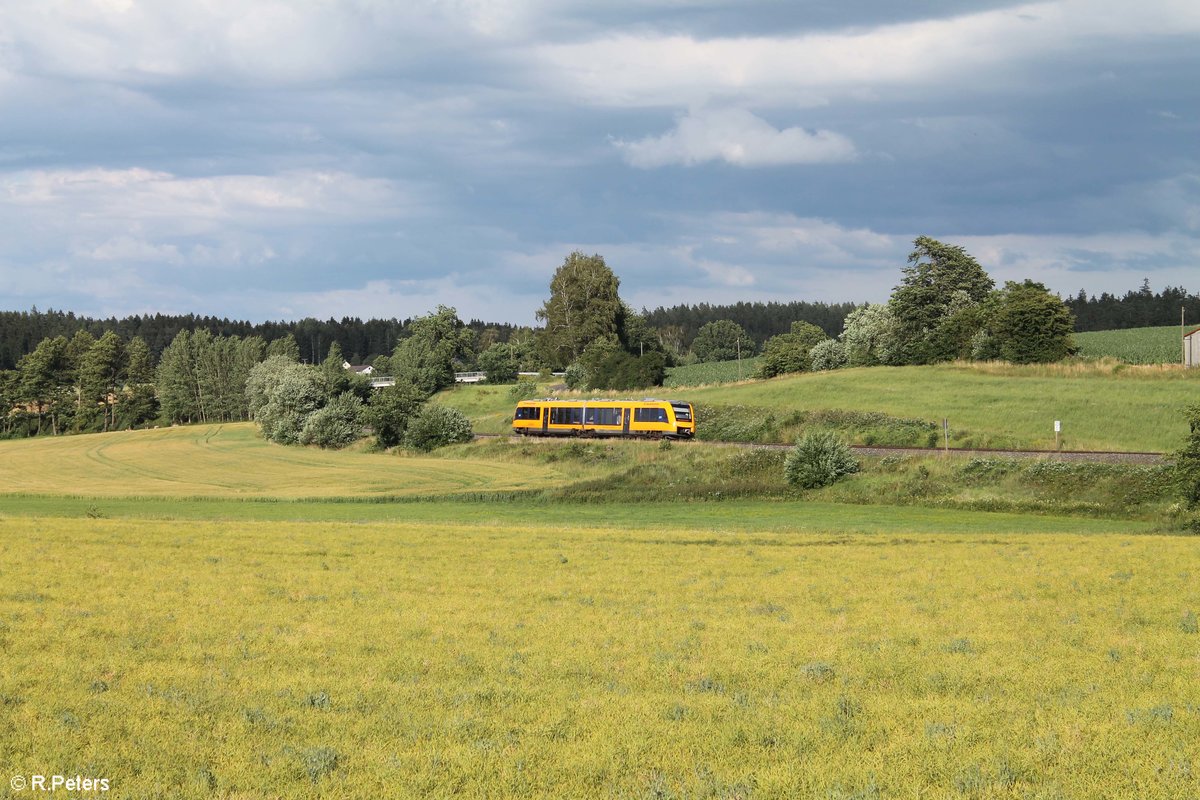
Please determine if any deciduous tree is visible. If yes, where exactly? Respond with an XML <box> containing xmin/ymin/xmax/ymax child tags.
<box><xmin>477</xmin><ymin>343</ymin><xmax>519</xmax><ymax>384</ymax></box>
<box><xmin>18</xmin><ymin>335</ymin><xmax>71</xmax><ymax>435</ymax></box>
<box><xmin>987</xmin><ymin>280</ymin><xmax>1076</xmax><ymax>364</ymax></box>
<box><xmin>365</xmin><ymin>383</ymin><xmax>426</xmax><ymax>449</ymax></box>
<box><xmin>536</xmin><ymin>252</ymin><xmax>623</xmax><ymax>367</ymax></box>
<box><xmin>691</xmin><ymin>320</ymin><xmax>750</xmax><ymax>363</ymax></box>
<box><xmin>390</xmin><ymin>306</ymin><xmax>474</xmax><ymax>396</ymax></box>
<box><xmin>756</xmin><ymin>322</ymin><xmax>828</xmax><ymax>378</ymax></box>
<box><xmin>840</xmin><ymin>304</ymin><xmax>894</xmax><ymax>366</ymax></box>
<box><xmin>889</xmin><ymin>236</ymin><xmax>994</xmax><ymax>364</ymax></box>
<box><xmin>80</xmin><ymin>331</ymin><xmax>126</xmax><ymax>432</ymax></box>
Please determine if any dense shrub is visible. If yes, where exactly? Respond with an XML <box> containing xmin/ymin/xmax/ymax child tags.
<box><xmin>1175</xmin><ymin>404</ymin><xmax>1200</xmax><ymax>530</ymax></box>
<box><xmin>588</xmin><ymin>351</ymin><xmax>666</xmax><ymax>390</ymax></box>
<box><xmin>255</xmin><ymin>364</ymin><xmax>329</xmax><ymax>445</ymax></box>
<box><xmin>403</xmin><ymin>405</ymin><xmax>474</xmax><ymax>452</ymax></box>
<box><xmin>508</xmin><ymin>380</ymin><xmax>539</xmax><ymax>401</ymax></box>
<box><xmin>785</xmin><ymin>431</ymin><xmax>860</xmax><ymax>489</ymax></box>
<box><xmin>366</xmin><ymin>383</ymin><xmax>425</xmax><ymax>449</ymax></box>
<box><xmin>841</xmin><ymin>303</ymin><xmax>900</xmax><ymax>366</ymax></box>
<box><xmin>299</xmin><ymin>392</ymin><xmax>365</xmax><ymax>448</ymax></box>
<box><xmin>563</xmin><ymin>363</ymin><xmax>587</xmax><ymax>390</ymax></box>
<box><xmin>756</xmin><ymin>322</ymin><xmax>827</xmax><ymax>378</ymax></box>
<box><xmin>809</xmin><ymin>339</ymin><xmax>848</xmax><ymax>371</ymax></box>
<box><xmin>245</xmin><ymin>355</ymin><xmax>301</xmax><ymax>421</ymax></box>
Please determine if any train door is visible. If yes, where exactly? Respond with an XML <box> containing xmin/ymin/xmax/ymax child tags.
<box><xmin>541</xmin><ymin>409</ymin><xmax>549</xmax><ymax>434</ymax></box>
<box><xmin>622</xmin><ymin>408</ymin><xmax>630</xmax><ymax>434</ymax></box>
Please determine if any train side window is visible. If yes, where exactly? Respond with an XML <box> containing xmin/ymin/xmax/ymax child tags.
<box><xmin>586</xmin><ymin>408</ymin><xmax>620</xmax><ymax>425</ymax></box>
<box><xmin>637</xmin><ymin>407</ymin><xmax>667</xmax><ymax>423</ymax></box>
<box><xmin>552</xmin><ymin>407</ymin><xmax>581</xmax><ymax>425</ymax></box>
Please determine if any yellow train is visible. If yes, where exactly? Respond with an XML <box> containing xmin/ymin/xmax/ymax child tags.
<box><xmin>512</xmin><ymin>398</ymin><xmax>695</xmax><ymax>439</ymax></box>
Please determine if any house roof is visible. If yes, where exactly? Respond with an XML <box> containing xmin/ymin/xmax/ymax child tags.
<box><xmin>1186</xmin><ymin>326</ymin><xmax>1200</xmax><ymax>339</ymax></box>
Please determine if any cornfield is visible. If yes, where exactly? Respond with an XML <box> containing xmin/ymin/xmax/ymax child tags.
<box><xmin>1074</xmin><ymin>326</ymin><xmax>1186</xmax><ymax>364</ymax></box>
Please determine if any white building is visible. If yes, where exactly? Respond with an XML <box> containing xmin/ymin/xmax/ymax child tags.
<box><xmin>1186</xmin><ymin>327</ymin><xmax>1200</xmax><ymax>368</ymax></box>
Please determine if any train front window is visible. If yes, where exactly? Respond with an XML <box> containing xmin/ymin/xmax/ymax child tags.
<box><xmin>672</xmin><ymin>405</ymin><xmax>692</xmax><ymax>422</ymax></box>
<box><xmin>514</xmin><ymin>407</ymin><xmax>540</xmax><ymax>421</ymax></box>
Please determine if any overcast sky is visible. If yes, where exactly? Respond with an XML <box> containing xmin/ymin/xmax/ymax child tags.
<box><xmin>1</xmin><ymin>0</ymin><xmax>1197</xmax><ymax>324</ymax></box>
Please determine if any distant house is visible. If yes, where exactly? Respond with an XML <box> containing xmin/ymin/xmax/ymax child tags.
<box><xmin>1186</xmin><ymin>327</ymin><xmax>1200</xmax><ymax>368</ymax></box>
<box><xmin>342</xmin><ymin>360</ymin><xmax>374</xmax><ymax>375</ymax></box>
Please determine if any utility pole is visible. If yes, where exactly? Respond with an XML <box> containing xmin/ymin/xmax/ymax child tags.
<box><xmin>1183</xmin><ymin>306</ymin><xmax>1187</xmax><ymax>367</ymax></box>
<box><xmin>736</xmin><ymin>336</ymin><xmax>742</xmax><ymax>381</ymax></box>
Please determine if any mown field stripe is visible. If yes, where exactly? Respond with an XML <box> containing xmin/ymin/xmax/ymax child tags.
<box><xmin>0</xmin><ymin>493</ymin><xmax>1159</xmax><ymax>536</ymax></box>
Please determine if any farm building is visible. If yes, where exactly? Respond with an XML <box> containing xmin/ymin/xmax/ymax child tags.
<box><xmin>1187</xmin><ymin>327</ymin><xmax>1200</xmax><ymax>367</ymax></box>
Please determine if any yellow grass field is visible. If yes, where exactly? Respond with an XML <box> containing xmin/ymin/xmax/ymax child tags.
<box><xmin>1</xmin><ymin>421</ymin><xmax>1197</xmax><ymax>798</ymax></box>
<box><xmin>1</xmin><ymin>515</ymin><xmax>1198</xmax><ymax>798</ymax></box>
<box><xmin>0</xmin><ymin>423</ymin><xmax>559</xmax><ymax>498</ymax></box>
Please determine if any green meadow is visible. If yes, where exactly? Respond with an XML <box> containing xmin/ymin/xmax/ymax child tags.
<box><xmin>0</xmin><ymin>416</ymin><xmax>1197</xmax><ymax>798</ymax></box>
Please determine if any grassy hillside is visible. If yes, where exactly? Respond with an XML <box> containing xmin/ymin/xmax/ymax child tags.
<box><xmin>0</xmin><ymin>428</ymin><xmax>1177</xmax><ymax>522</ymax></box>
<box><xmin>0</xmin><ymin>422</ymin><xmax>561</xmax><ymax>498</ymax></box>
<box><xmin>437</xmin><ymin>361</ymin><xmax>1200</xmax><ymax>451</ymax></box>
<box><xmin>1075</xmin><ymin>325</ymin><xmax>1187</xmax><ymax>364</ymax></box>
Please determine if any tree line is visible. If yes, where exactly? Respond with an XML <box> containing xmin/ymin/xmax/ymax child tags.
<box><xmin>643</xmin><ymin>300</ymin><xmax>857</xmax><ymax>351</ymax></box>
<box><xmin>2</xmin><ymin>278</ymin><xmax>1194</xmax><ymax>373</ymax></box>
<box><xmin>686</xmin><ymin>237</ymin><xmax>1077</xmax><ymax>377</ymax></box>
<box><xmin>1</xmin><ymin>241</ymin><xmax>1190</xmax><ymax>441</ymax></box>
<box><xmin>1065</xmin><ymin>282</ymin><xmax>1200</xmax><ymax>332</ymax></box>
<box><xmin>0</xmin><ymin>309</ymin><xmax>522</xmax><ymax>371</ymax></box>
<box><xmin>0</xmin><ymin>307</ymin><xmax>481</xmax><ymax>446</ymax></box>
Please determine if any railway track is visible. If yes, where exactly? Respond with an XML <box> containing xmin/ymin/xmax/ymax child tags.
<box><xmin>475</xmin><ymin>434</ymin><xmax>1166</xmax><ymax>464</ymax></box>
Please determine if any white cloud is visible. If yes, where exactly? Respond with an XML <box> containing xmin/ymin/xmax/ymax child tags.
<box><xmin>0</xmin><ymin>166</ymin><xmax>422</xmax><ymax>300</ymax></box>
<box><xmin>267</xmin><ymin>276</ymin><xmax>550</xmax><ymax>326</ymax></box>
<box><xmin>535</xmin><ymin>0</ymin><xmax>1200</xmax><ymax>108</ymax></box>
<box><xmin>951</xmin><ymin>231</ymin><xmax>1200</xmax><ymax>291</ymax></box>
<box><xmin>614</xmin><ymin>108</ymin><xmax>856</xmax><ymax>168</ymax></box>
<box><xmin>669</xmin><ymin>246</ymin><xmax>756</xmax><ymax>287</ymax></box>
<box><xmin>81</xmin><ymin>235</ymin><xmax>183</xmax><ymax>264</ymax></box>
<box><xmin>1</xmin><ymin>167</ymin><xmax>413</xmax><ymax>233</ymax></box>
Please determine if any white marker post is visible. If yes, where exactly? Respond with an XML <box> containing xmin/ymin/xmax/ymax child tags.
<box><xmin>1054</xmin><ymin>420</ymin><xmax>1061</xmax><ymax>451</ymax></box>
